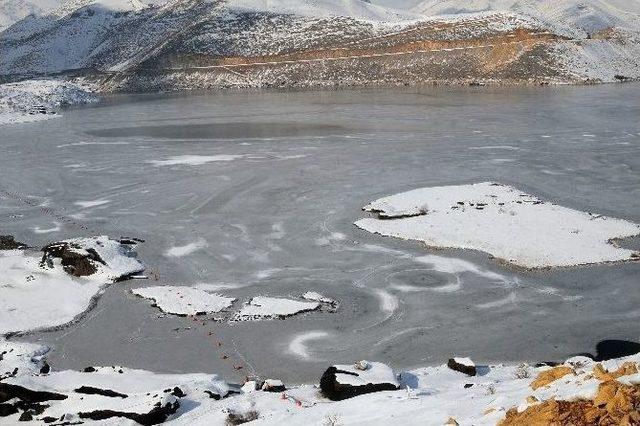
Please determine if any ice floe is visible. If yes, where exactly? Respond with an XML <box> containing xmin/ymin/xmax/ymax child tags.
<box><xmin>132</xmin><ymin>286</ymin><xmax>236</xmax><ymax>316</ymax></box>
<box><xmin>234</xmin><ymin>297</ymin><xmax>320</xmax><ymax>321</ymax></box>
<box><xmin>356</xmin><ymin>182</ymin><xmax>640</xmax><ymax>268</ymax></box>
<box><xmin>0</xmin><ymin>236</ymin><xmax>143</xmax><ymax>335</ymax></box>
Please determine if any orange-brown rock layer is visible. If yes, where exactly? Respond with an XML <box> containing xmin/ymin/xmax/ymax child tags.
<box><xmin>500</xmin><ymin>382</ymin><xmax>640</xmax><ymax>426</ymax></box>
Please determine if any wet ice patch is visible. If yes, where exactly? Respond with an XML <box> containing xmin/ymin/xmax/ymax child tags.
<box><xmin>356</xmin><ymin>182</ymin><xmax>640</xmax><ymax>268</ymax></box>
<box><xmin>132</xmin><ymin>286</ymin><xmax>235</xmax><ymax>316</ymax></box>
<box><xmin>165</xmin><ymin>239</ymin><xmax>208</xmax><ymax>257</ymax></box>
<box><xmin>149</xmin><ymin>155</ymin><xmax>244</xmax><ymax>166</ymax></box>
<box><xmin>234</xmin><ymin>297</ymin><xmax>320</xmax><ymax>321</ymax></box>
<box><xmin>316</xmin><ymin>232</ymin><xmax>346</xmax><ymax>246</ymax></box>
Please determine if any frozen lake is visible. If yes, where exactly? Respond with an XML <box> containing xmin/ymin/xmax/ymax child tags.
<box><xmin>1</xmin><ymin>84</ymin><xmax>639</xmax><ymax>384</ymax></box>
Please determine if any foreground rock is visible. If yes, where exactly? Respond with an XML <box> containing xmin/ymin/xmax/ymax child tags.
<box><xmin>320</xmin><ymin>360</ymin><xmax>400</xmax><ymax>401</ymax></box>
<box><xmin>447</xmin><ymin>357</ymin><xmax>477</xmax><ymax>376</ymax></box>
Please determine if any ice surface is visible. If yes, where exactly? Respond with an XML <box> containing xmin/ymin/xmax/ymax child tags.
<box><xmin>356</xmin><ymin>182</ymin><xmax>640</xmax><ymax>268</ymax></box>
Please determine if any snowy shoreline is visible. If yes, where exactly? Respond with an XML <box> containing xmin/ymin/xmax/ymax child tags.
<box><xmin>1</xmin><ymin>337</ymin><xmax>639</xmax><ymax>425</ymax></box>
<box><xmin>0</xmin><ymin>79</ymin><xmax>98</xmax><ymax>126</ymax></box>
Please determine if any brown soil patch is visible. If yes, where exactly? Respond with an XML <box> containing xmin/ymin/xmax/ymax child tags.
<box><xmin>500</xmin><ymin>381</ymin><xmax>640</xmax><ymax>426</ymax></box>
<box><xmin>531</xmin><ymin>366</ymin><xmax>575</xmax><ymax>390</ymax></box>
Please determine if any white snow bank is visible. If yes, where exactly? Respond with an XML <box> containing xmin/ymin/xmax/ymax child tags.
<box><xmin>3</xmin><ymin>351</ymin><xmax>229</xmax><ymax>423</ymax></box>
<box><xmin>132</xmin><ymin>286</ymin><xmax>235</xmax><ymax>316</ymax></box>
<box><xmin>149</xmin><ymin>155</ymin><xmax>245</xmax><ymax>167</ymax></box>
<box><xmin>0</xmin><ymin>236</ymin><xmax>143</xmax><ymax>335</ymax></box>
<box><xmin>0</xmin><ymin>79</ymin><xmax>98</xmax><ymax>125</ymax></box>
<box><xmin>356</xmin><ymin>182</ymin><xmax>640</xmax><ymax>268</ymax></box>
<box><xmin>234</xmin><ymin>296</ymin><xmax>320</xmax><ymax>320</ymax></box>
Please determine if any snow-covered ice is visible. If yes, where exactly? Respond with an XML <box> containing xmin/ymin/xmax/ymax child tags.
<box><xmin>132</xmin><ymin>286</ymin><xmax>236</xmax><ymax>316</ymax></box>
<box><xmin>356</xmin><ymin>182</ymin><xmax>640</xmax><ymax>268</ymax></box>
<box><xmin>234</xmin><ymin>296</ymin><xmax>320</xmax><ymax>320</ymax></box>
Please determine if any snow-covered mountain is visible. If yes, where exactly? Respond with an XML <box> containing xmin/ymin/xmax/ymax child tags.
<box><xmin>412</xmin><ymin>0</ymin><xmax>640</xmax><ymax>34</ymax></box>
<box><xmin>0</xmin><ymin>0</ymin><xmax>60</xmax><ymax>31</ymax></box>
<box><xmin>1</xmin><ymin>0</ymin><xmax>639</xmax><ymax>89</ymax></box>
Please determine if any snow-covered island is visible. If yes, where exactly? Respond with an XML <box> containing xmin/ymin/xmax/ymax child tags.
<box><xmin>0</xmin><ymin>236</ymin><xmax>143</xmax><ymax>335</ymax></box>
<box><xmin>356</xmin><ymin>182</ymin><xmax>640</xmax><ymax>269</ymax></box>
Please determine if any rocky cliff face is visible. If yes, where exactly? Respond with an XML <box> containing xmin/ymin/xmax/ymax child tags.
<box><xmin>1</xmin><ymin>0</ymin><xmax>639</xmax><ymax>90</ymax></box>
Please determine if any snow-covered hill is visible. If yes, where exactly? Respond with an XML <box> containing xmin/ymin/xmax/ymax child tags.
<box><xmin>412</xmin><ymin>0</ymin><xmax>640</xmax><ymax>35</ymax></box>
<box><xmin>0</xmin><ymin>0</ymin><xmax>59</xmax><ymax>31</ymax></box>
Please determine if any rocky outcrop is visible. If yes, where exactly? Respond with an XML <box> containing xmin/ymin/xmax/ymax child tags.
<box><xmin>501</xmin><ymin>381</ymin><xmax>640</xmax><ymax>426</ymax></box>
<box><xmin>0</xmin><ymin>235</ymin><xmax>27</xmax><ymax>250</ymax></box>
<box><xmin>40</xmin><ymin>241</ymin><xmax>105</xmax><ymax>277</ymax></box>
<box><xmin>530</xmin><ymin>366</ymin><xmax>575</xmax><ymax>390</ymax></box>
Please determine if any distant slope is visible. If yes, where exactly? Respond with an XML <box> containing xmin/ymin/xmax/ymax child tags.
<box><xmin>412</xmin><ymin>0</ymin><xmax>640</xmax><ymax>34</ymax></box>
<box><xmin>0</xmin><ymin>0</ymin><xmax>59</xmax><ymax>31</ymax></box>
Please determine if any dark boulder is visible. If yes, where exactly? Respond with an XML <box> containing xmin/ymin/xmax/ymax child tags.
<box><xmin>320</xmin><ymin>361</ymin><xmax>399</xmax><ymax>401</ymax></box>
<box><xmin>447</xmin><ymin>358</ymin><xmax>477</xmax><ymax>376</ymax></box>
